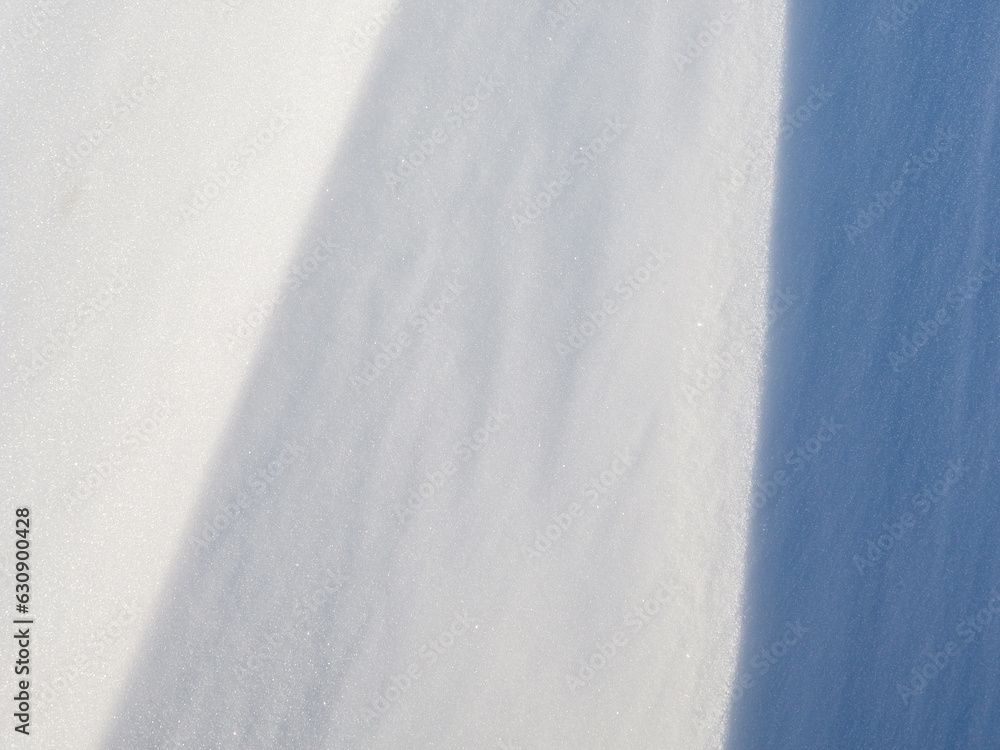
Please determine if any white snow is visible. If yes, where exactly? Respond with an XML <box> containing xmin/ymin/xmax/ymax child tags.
<box><xmin>1</xmin><ymin>0</ymin><xmax>786</xmax><ymax>747</ymax></box>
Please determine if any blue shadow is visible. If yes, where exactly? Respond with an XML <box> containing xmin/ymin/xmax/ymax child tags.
<box><xmin>729</xmin><ymin>1</ymin><xmax>1000</xmax><ymax>748</ymax></box>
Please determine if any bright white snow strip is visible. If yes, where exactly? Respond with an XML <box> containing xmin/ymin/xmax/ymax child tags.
<box><xmin>0</xmin><ymin>1</ymin><xmax>396</xmax><ymax>748</ymax></box>
<box><xmin>0</xmin><ymin>0</ymin><xmax>786</xmax><ymax>747</ymax></box>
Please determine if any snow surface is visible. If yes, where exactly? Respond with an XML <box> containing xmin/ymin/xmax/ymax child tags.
<box><xmin>2</xmin><ymin>0</ymin><xmax>789</xmax><ymax>747</ymax></box>
<box><xmin>728</xmin><ymin>2</ymin><xmax>1000</xmax><ymax>748</ymax></box>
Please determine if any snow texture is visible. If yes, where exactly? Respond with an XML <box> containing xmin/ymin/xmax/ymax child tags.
<box><xmin>7</xmin><ymin>0</ymin><xmax>926</xmax><ymax>747</ymax></box>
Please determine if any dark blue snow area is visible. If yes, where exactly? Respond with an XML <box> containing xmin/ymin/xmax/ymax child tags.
<box><xmin>730</xmin><ymin>1</ymin><xmax>1000</xmax><ymax>748</ymax></box>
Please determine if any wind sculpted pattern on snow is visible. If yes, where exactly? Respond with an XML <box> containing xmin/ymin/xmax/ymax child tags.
<box><xmin>101</xmin><ymin>0</ymin><xmax>787</xmax><ymax>748</ymax></box>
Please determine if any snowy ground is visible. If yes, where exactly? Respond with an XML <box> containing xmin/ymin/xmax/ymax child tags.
<box><xmin>729</xmin><ymin>2</ymin><xmax>1000</xmax><ymax>748</ymax></box>
<box><xmin>1</xmin><ymin>0</ymin><xmax>790</xmax><ymax>748</ymax></box>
